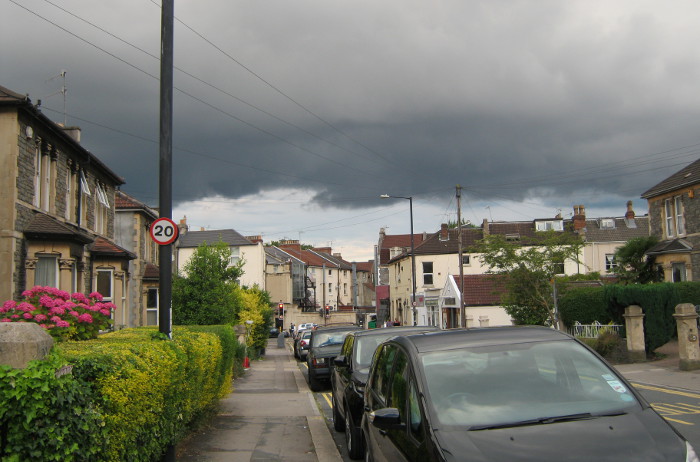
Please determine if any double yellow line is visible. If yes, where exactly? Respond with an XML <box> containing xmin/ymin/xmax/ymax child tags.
<box><xmin>632</xmin><ymin>382</ymin><xmax>700</xmax><ymax>426</ymax></box>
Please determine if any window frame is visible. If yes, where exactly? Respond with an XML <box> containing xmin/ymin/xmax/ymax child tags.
<box><xmin>675</xmin><ymin>196</ymin><xmax>685</xmax><ymax>236</ymax></box>
<box><xmin>35</xmin><ymin>255</ymin><xmax>59</xmax><ymax>288</ymax></box>
<box><xmin>665</xmin><ymin>198</ymin><xmax>675</xmax><ymax>238</ymax></box>
<box><xmin>95</xmin><ymin>268</ymin><xmax>114</xmax><ymax>302</ymax></box>
<box><xmin>422</xmin><ymin>261</ymin><xmax>434</xmax><ymax>285</ymax></box>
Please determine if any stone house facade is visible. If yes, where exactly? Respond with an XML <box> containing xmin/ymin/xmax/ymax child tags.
<box><xmin>642</xmin><ymin>158</ymin><xmax>700</xmax><ymax>282</ymax></box>
<box><xmin>0</xmin><ymin>84</ymin><xmax>134</xmax><ymax>322</ymax></box>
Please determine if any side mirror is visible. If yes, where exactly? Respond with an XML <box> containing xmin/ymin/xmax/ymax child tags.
<box><xmin>370</xmin><ymin>408</ymin><xmax>405</xmax><ymax>431</ymax></box>
<box><xmin>334</xmin><ymin>355</ymin><xmax>348</xmax><ymax>367</ymax></box>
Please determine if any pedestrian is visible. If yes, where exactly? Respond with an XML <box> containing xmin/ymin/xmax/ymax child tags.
<box><xmin>393</xmin><ymin>318</ymin><xmax>400</xmax><ymax>326</ymax></box>
<box><xmin>289</xmin><ymin>322</ymin><xmax>295</xmax><ymax>337</ymax></box>
<box><xmin>368</xmin><ymin>315</ymin><xmax>377</xmax><ymax>329</ymax></box>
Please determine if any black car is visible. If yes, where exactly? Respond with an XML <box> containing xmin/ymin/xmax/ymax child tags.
<box><xmin>362</xmin><ymin>326</ymin><xmax>699</xmax><ymax>462</ymax></box>
<box><xmin>306</xmin><ymin>324</ymin><xmax>362</xmax><ymax>391</ymax></box>
<box><xmin>332</xmin><ymin>326</ymin><xmax>439</xmax><ymax>459</ymax></box>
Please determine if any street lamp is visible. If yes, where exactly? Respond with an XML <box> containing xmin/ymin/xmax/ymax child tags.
<box><xmin>380</xmin><ymin>194</ymin><xmax>417</xmax><ymax>325</ymax></box>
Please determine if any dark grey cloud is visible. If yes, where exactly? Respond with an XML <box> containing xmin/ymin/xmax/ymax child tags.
<box><xmin>3</xmin><ymin>0</ymin><xmax>700</xmax><ymax>259</ymax></box>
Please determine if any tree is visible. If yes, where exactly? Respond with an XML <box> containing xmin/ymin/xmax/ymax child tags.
<box><xmin>235</xmin><ymin>285</ymin><xmax>273</xmax><ymax>354</ymax></box>
<box><xmin>172</xmin><ymin>240</ymin><xmax>244</xmax><ymax>325</ymax></box>
<box><xmin>611</xmin><ymin>236</ymin><xmax>661</xmax><ymax>284</ymax></box>
<box><xmin>474</xmin><ymin>231</ymin><xmax>586</xmax><ymax>327</ymax></box>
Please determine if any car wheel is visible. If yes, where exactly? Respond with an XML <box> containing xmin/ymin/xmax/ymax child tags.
<box><xmin>345</xmin><ymin>407</ymin><xmax>364</xmax><ymax>460</ymax></box>
<box><xmin>332</xmin><ymin>394</ymin><xmax>346</xmax><ymax>432</ymax></box>
<box><xmin>308</xmin><ymin>370</ymin><xmax>321</xmax><ymax>392</ymax></box>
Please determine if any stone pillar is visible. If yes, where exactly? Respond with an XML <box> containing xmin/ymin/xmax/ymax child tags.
<box><xmin>59</xmin><ymin>258</ymin><xmax>74</xmax><ymax>291</ymax></box>
<box><xmin>0</xmin><ymin>323</ymin><xmax>54</xmax><ymax>368</ymax></box>
<box><xmin>673</xmin><ymin>303</ymin><xmax>700</xmax><ymax>371</ymax></box>
<box><xmin>465</xmin><ymin>315</ymin><xmax>474</xmax><ymax>329</ymax></box>
<box><xmin>623</xmin><ymin>305</ymin><xmax>646</xmax><ymax>362</ymax></box>
<box><xmin>479</xmin><ymin>315</ymin><xmax>489</xmax><ymax>327</ymax></box>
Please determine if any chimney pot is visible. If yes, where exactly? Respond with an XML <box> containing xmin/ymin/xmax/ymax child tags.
<box><xmin>625</xmin><ymin>200</ymin><xmax>635</xmax><ymax>219</ymax></box>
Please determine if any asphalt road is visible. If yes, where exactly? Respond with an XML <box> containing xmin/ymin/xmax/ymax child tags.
<box><xmin>297</xmin><ymin>359</ymin><xmax>700</xmax><ymax>459</ymax></box>
<box><xmin>631</xmin><ymin>381</ymin><xmax>700</xmax><ymax>449</ymax></box>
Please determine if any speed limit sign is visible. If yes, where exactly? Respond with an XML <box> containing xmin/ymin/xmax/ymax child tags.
<box><xmin>150</xmin><ymin>217</ymin><xmax>179</xmax><ymax>245</ymax></box>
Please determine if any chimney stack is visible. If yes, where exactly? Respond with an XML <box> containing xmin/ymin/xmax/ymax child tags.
<box><xmin>440</xmin><ymin>223</ymin><xmax>449</xmax><ymax>240</ymax></box>
<box><xmin>625</xmin><ymin>200</ymin><xmax>635</xmax><ymax>219</ymax></box>
<box><xmin>573</xmin><ymin>205</ymin><xmax>586</xmax><ymax>230</ymax></box>
<box><xmin>482</xmin><ymin>218</ymin><xmax>490</xmax><ymax>236</ymax></box>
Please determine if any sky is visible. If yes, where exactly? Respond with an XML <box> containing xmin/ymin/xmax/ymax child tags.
<box><xmin>3</xmin><ymin>0</ymin><xmax>700</xmax><ymax>261</ymax></box>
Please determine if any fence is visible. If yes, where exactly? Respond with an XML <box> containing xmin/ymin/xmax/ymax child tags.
<box><xmin>568</xmin><ymin>321</ymin><xmax>624</xmax><ymax>338</ymax></box>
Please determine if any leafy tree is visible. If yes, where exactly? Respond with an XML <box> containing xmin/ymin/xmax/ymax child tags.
<box><xmin>611</xmin><ymin>236</ymin><xmax>661</xmax><ymax>284</ymax></box>
<box><xmin>172</xmin><ymin>240</ymin><xmax>244</xmax><ymax>325</ymax></box>
<box><xmin>473</xmin><ymin>231</ymin><xmax>586</xmax><ymax>327</ymax></box>
<box><xmin>235</xmin><ymin>285</ymin><xmax>274</xmax><ymax>354</ymax></box>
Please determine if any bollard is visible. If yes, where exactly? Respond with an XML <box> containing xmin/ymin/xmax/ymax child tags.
<box><xmin>277</xmin><ymin>332</ymin><xmax>285</xmax><ymax>348</ymax></box>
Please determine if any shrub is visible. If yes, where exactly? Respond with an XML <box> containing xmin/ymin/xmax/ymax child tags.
<box><xmin>58</xmin><ymin>326</ymin><xmax>237</xmax><ymax>461</ymax></box>
<box><xmin>0</xmin><ymin>351</ymin><xmax>106</xmax><ymax>461</ymax></box>
<box><xmin>0</xmin><ymin>286</ymin><xmax>113</xmax><ymax>340</ymax></box>
<box><xmin>558</xmin><ymin>286</ymin><xmax>609</xmax><ymax>328</ymax></box>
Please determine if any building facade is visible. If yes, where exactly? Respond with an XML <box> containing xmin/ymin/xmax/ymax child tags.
<box><xmin>0</xmin><ymin>84</ymin><xmax>134</xmax><ymax>323</ymax></box>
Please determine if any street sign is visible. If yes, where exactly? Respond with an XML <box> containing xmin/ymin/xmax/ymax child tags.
<box><xmin>150</xmin><ymin>217</ymin><xmax>179</xmax><ymax>245</ymax></box>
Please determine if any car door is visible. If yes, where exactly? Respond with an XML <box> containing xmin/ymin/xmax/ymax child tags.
<box><xmin>382</xmin><ymin>348</ymin><xmax>432</xmax><ymax>462</ymax></box>
<box><xmin>334</xmin><ymin>334</ymin><xmax>354</xmax><ymax>415</ymax></box>
<box><xmin>365</xmin><ymin>343</ymin><xmax>398</xmax><ymax>462</ymax></box>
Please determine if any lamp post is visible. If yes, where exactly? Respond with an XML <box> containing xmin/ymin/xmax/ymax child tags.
<box><xmin>380</xmin><ymin>194</ymin><xmax>417</xmax><ymax>325</ymax></box>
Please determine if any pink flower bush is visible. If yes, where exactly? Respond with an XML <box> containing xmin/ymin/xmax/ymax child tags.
<box><xmin>0</xmin><ymin>286</ymin><xmax>113</xmax><ymax>341</ymax></box>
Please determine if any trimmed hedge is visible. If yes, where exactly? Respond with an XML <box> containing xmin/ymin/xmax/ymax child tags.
<box><xmin>0</xmin><ymin>325</ymin><xmax>240</xmax><ymax>461</ymax></box>
<box><xmin>559</xmin><ymin>282</ymin><xmax>700</xmax><ymax>354</ymax></box>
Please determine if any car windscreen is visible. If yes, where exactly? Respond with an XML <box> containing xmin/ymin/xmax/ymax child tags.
<box><xmin>313</xmin><ymin>330</ymin><xmax>352</xmax><ymax>347</ymax></box>
<box><xmin>420</xmin><ymin>339</ymin><xmax>641</xmax><ymax>429</ymax></box>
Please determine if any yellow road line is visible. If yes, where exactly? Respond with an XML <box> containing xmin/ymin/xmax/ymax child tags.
<box><xmin>662</xmin><ymin>417</ymin><xmax>695</xmax><ymax>426</ymax></box>
<box><xmin>322</xmin><ymin>392</ymin><xmax>332</xmax><ymax>408</ymax></box>
<box><xmin>631</xmin><ymin>383</ymin><xmax>700</xmax><ymax>399</ymax></box>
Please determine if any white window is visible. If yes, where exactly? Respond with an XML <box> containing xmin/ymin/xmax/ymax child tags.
<box><xmin>672</xmin><ymin>263</ymin><xmax>687</xmax><ymax>282</ymax></box>
<box><xmin>35</xmin><ymin>256</ymin><xmax>58</xmax><ymax>287</ymax></box>
<box><xmin>675</xmin><ymin>196</ymin><xmax>685</xmax><ymax>235</ymax></box>
<box><xmin>96</xmin><ymin>268</ymin><xmax>113</xmax><ymax>301</ymax></box>
<box><xmin>33</xmin><ymin>146</ymin><xmax>42</xmax><ymax>207</ymax></box>
<box><xmin>80</xmin><ymin>171</ymin><xmax>91</xmax><ymax>226</ymax></box>
<box><xmin>665</xmin><ymin>199</ymin><xmax>674</xmax><ymax>238</ymax></box>
<box><xmin>535</xmin><ymin>220</ymin><xmax>564</xmax><ymax>232</ymax></box>
<box><xmin>423</xmin><ymin>262</ymin><xmax>434</xmax><ymax>285</ymax></box>
<box><xmin>461</xmin><ymin>255</ymin><xmax>471</xmax><ymax>265</ymax></box>
<box><xmin>146</xmin><ymin>288</ymin><xmax>159</xmax><ymax>326</ymax></box>
<box><xmin>605</xmin><ymin>254</ymin><xmax>617</xmax><ymax>271</ymax></box>
<box><xmin>65</xmin><ymin>166</ymin><xmax>74</xmax><ymax>221</ymax></box>
<box><xmin>600</xmin><ymin>218</ymin><xmax>615</xmax><ymax>229</ymax></box>
<box><xmin>228</xmin><ymin>247</ymin><xmax>240</xmax><ymax>266</ymax></box>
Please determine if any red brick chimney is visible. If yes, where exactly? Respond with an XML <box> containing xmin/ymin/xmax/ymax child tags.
<box><xmin>278</xmin><ymin>240</ymin><xmax>302</xmax><ymax>256</ymax></box>
<box><xmin>246</xmin><ymin>235</ymin><xmax>263</xmax><ymax>244</ymax></box>
<box><xmin>625</xmin><ymin>200</ymin><xmax>635</xmax><ymax>219</ymax></box>
<box><xmin>440</xmin><ymin>223</ymin><xmax>449</xmax><ymax>241</ymax></box>
<box><xmin>482</xmin><ymin>218</ymin><xmax>489</xmax><ymax>236</ymax></box>
<box><xmin>573</xmin><ymin>205</ymin><xmax>586</xmax><ymax>230</ymax></box>
<box><xmin>313</xmin><ymin>247</ymin><xmax>332</xmax><ymax>254</ymax></box>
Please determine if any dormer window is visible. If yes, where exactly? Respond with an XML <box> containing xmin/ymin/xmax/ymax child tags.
<box><xmin>599</xmin><ymin>218</ymin><xmax>615</xmax><ymax>229</ymax></box>
<box><xmin>535</xmin><ymin>219</ymin><xmax>563</xmax><ymax>232</ymax></box>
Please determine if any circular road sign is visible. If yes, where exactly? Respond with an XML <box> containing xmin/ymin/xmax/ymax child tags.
<box><xmin>150</xmin><ymin>217</ymin><xmax>179</xmax><ymax>245</ymax></box>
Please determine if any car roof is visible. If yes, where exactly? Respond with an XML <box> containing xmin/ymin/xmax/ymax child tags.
<box><xmin>312</xmin><ymin>324</ymin><xmax>361</xmax><ymax>333</ymax></box>
<box><xmin>348</xmin><ymin>326</ymin><xmax>440</xmax><ymax>340</ymax></box>
<box><xmin>391</xmin><ymin>326</ymin><xmax>573</xmax><ymax>353</ymax></box>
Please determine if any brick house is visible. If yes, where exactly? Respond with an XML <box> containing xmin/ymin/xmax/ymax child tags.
<box><xmin>0</xmin><ymin>84</ymin><xmax>134</xmax><ymax>321</ymax></box>
<box><xmin>641</xmin><ymin>158</ymin><xmax>700</xmax><ymax>282</ymax></box>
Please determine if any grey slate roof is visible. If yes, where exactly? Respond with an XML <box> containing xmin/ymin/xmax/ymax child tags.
<box><xmin>582</xmin><ymin>216</ymin><xmax>649</xmax><ymax>242</ymax></box>
<box><xmin>177</xmin><ymin>229</ymin><xmax>254</xmax><ymax>248</ymax></box>
<box><xmin>641</xmin><ymin>158</ymin><xmax>700</xmax><ymax>198</ymax></box>
<box><xmin>265</xmin><ymin>246</ymin><xmax>305</xmax><ymax>265</ymax></box>
<box><xmin>646</xmin><ymin>238</ymin><xmax>693</xmax><ymax>255</ymax></box>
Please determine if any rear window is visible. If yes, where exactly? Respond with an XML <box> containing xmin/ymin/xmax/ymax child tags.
<box><xmin>313</xmin><ymin>330</ymin><xmax>353</xmax><ymax>347</ymax></box>
<box><xmin>421</xmin><ymin>339</ymin><xmax>640</xmax><ymax>428</ymax></box>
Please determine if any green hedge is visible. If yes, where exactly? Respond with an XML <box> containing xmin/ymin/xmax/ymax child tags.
<box><xmin>1</xmin><ymin>325</ymin><xmax>241</xmax><ymax>461</ymax></box>
<box><xmin>559</xmin><ymin>282</ymin><xmax>700</xmax><ymax>354</ymax></box>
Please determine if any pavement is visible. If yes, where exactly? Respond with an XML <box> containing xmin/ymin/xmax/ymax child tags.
<box><xmin>176</xmin><ymin>338</ymin><xmax>700</xmax><ymax>462</ymax></box>
<box><xmin>176</xmin><ymin>337</ymin><xmax>342</xmax><ymax>462</ymax></box>
<box><xmin>614</xmin><ymin>340</ymin><xmax>700</xmax><ymax>392</ymax></box>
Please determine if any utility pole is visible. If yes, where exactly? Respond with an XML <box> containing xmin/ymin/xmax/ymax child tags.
<box><xmin>457</xmin><ymin>185</ymin><xmax>465</xmax><ymax>328</ymax></box>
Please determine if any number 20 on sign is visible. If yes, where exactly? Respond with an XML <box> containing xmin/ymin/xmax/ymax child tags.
<box><xmin>150</xmin><ymin>217</ymin><xmax>179</xmax><ymax>245</ymax></box>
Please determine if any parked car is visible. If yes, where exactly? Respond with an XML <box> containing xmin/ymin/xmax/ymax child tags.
<box><xmin>362</xmin><ymin>326</ymin><xmax>699</xmax><ymax>462</ymax></box>
<box><xmin>307</xmin><ymin>324</ymin><xmax>362</xmax><ymax>391</ymax></box>
<box><xmin>294</xmin><ymin>330</ymin><xmax>313</xmax><ymax>361</ymax></box>
<box><xmin>332</xmin><ymin>326</ymin><xmax>439</xmax><ymax>459</ymax></box>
